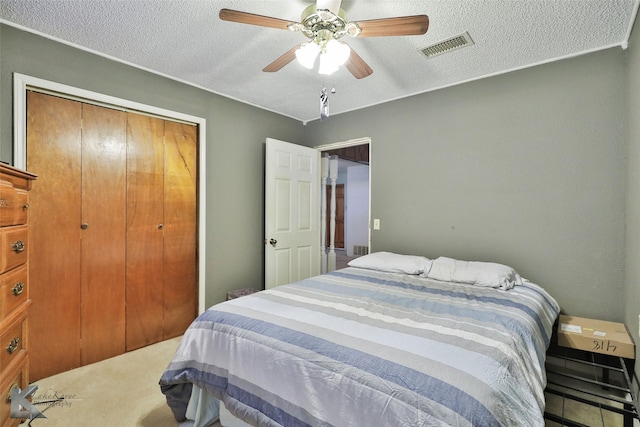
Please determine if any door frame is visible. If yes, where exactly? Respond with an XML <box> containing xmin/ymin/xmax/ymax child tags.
<box><xmin>315</xmin><ymin>137</ymin><xmax>372</xmax><ymax>256</ymax></box>
<box><xmin>13</xmin><ymin>73</ymin><xmax>207</xmax><ymax>314</ymax></box>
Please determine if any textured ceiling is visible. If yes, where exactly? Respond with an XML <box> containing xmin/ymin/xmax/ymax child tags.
<box><xmin>1</xmin><ymin>1</ymin><xmax>638</xmax><ymax>123</ymax></box>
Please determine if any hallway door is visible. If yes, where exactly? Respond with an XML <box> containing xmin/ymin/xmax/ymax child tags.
<box><xmin>265</xmin><ymin>138</ymin><xmax>320</xmax><ymax>289</ymax></box>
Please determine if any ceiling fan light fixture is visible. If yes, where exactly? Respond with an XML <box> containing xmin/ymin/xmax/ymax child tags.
<box><xmin>318</xmin><ymin>53</ymin><xmax>339</xmax><ymax>75</ymax></box>
<box><xmin>317</xmin><ymin>39</ymin><xmax>350</xmax><ymax>75</ymax></box>
<box><xmin>220</xmin><ymin>4</ymin><xmax>430</xmax><ymax>79</ymax></box>
<box><xmin>326</xmin><ymin>39</ymin><xmax>350</xmax><ymax>66</ymax></box>
<box><xmin>295</xmin><ymin>42</ymin><xmax>321</xmax><ymax>69</ymax></box>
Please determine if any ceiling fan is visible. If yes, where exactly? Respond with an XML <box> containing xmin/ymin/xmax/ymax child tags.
<box><xmin>219</xmin><ymin>0</ymin><xmax>429</xmax><ymax>79</ymax></box>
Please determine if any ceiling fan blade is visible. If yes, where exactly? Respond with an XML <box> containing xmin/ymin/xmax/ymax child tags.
<box><xmin>316</xmin><ymin>0</ymin><xmax>342</xmax><ymax>15</ymax></box>
<box><xmin>263</xmin><ymin>45</ymin><xmax>300</xmax><ymax>72</ymax></box>
<box><xmin>356</xmin><ymin>15</ymin><xmax>429</xmax><ymax>37</ymax></box>
<box><xmin>219</xmin><ymin>8</ymin><xmax>295</xmax><ymax>30</ymax></box>
<box><xmin>345</xmin><ymin>47</ymin><xmax>373</xmax><ymax>79</ymax></box>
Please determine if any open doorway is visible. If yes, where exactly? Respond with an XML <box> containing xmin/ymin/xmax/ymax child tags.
<box><xmin>316</xmin><ymin>138</ymin><xmax>371</xmax><ymax>271</ymax></box>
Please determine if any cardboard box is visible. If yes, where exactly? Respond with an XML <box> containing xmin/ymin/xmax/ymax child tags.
<box><xmin>557</xmin><ymin>315</ymin><xmax>635</xmax><ymax>359</ymax></box>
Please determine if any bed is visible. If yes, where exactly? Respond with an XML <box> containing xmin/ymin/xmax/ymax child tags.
<box><xmin>160</xmin><ymin>253</ymin><xmax>560</xmax><ymax>427</ymax></box>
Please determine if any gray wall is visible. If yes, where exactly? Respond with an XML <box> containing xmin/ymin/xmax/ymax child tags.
<box><xmin>626</xmin><ymin>19</ymin><xmax>640</xmax><ymax>368</ymax></box>
<box><xmin>0</xmin><ymin>24</ymin><xmax>305</xmax><ymax>308</ymax></box>
<box><xmin>1</xmin><ymin>22</ymin><xmax>635</xmax><ymax>345</ymax></box>
<box><xmin>305</xmin><ymin>48</ymin><xmax>628</xmax><ymax>323</ymax></box>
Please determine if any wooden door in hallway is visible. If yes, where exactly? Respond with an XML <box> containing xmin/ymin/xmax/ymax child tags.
<box><xmin>326</xmin><ymin>184</ymin><xmax>344</xmax><ymax>248</ymax></box>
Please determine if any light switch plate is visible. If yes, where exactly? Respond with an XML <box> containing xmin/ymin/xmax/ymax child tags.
<box><xmin>373</xmin><ymin>219</ymin><xmax>380</xmax><ymax>230</ymax></box>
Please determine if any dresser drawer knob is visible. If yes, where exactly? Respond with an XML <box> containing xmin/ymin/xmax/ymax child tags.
<box><xmin>23</xmin><ymin>204</ymin><xmax>29</xmax><ymax>210</ymax></box>
<box><xmin>6</xmin><ymin>337</ymin><xmax>19</xmax><ymax>354</ymax></box>
<box><xmin>12</xmin><ymin>241</ymin><xmax>25</xmax><ymax>253</ymax></box>
<box><xmin>11</xmin><ymin>282</ymin><xmax>24</xmax><ymax>296</ymax></box>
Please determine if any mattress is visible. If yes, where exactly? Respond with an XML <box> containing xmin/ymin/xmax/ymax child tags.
<box><xmin>160</xmin><ymin>266</ymin><xmax>559</xmax><ymax>426</ymax></box>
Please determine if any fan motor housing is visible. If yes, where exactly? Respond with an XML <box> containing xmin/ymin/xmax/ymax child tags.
<box><xmin>299</xmin><ymin>4</ymin><xmax>349</xmax><ymax>39</ymax></box>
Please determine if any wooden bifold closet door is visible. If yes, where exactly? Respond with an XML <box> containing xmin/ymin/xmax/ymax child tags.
<box><xmin>27</xmin><ymin>91</ymin><xmax>197</xmax><ymax>381</ymax></box>
<box><xmin>125</xmin><ymin>113</ymin><xmax>198</xmax><ymax>350</ymax></box>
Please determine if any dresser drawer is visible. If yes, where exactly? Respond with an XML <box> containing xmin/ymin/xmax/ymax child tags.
<box><xmin>0</xmin><ymin>353</ymin><xmax>28</xmax><ymax>427</ymax></box>
<box><xmin>0</xmin><ymin>310</ymin><xmax>27</xmax><ymax>373</ymax></box>
<box><xmin>0</xmin><ymin>266</ymin><xmax>27</xmax><ymax>320</ymax></box>
<box><xmin>0</xmin><ymin>179</ymin><xmax>28</xmax><ymax>227</ymax></box>
<box><xmin>0</xmin><ymin>227</ymin><xmax>28</xmax><ymax>276</ymax></box>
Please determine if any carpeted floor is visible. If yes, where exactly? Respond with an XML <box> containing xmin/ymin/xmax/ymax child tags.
<box><xmin>24</xmin><ymin>336</ymin><xmax>195</xmax><ymax>427</ymax></box>
<box><xmin>21</xmin><ymin>334</ymin><xmax>631</xmax><ymax>427</ymax></box>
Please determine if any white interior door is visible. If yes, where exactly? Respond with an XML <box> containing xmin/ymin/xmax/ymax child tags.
<box><xmin>265</xmin><ymin>138</ymin><xmax>320</xmax><ymax>289</ymax></box>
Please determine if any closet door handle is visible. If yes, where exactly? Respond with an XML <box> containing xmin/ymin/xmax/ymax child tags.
<box><xmin>157</xmin><ymin>224</ymin><xmax>163</xmax><ymax>230</ymax></box>
<box><xmin>12</xmin><ymin>241</ymin><xmax>25</xmax><ymax>253</ymax></box>
<box><xmin>81</xmin><ymin>223</ymin><xmax>89</xmax><ymax>230</ymax></box>
<box><xmin>11</xmin><ymin>282</ymin><xmax>24</xmax><ymax>296</ymax></box>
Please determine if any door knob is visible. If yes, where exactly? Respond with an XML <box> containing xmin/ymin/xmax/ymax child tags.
<box><xmin>81</xmin><ymin>223</ymin><xmax>89</xmax><ymax>230</ymax></box>
<box><xmin>269</xmin><ymin>238</ymin><xmax>277</xmax><ymax>246</ymax></box>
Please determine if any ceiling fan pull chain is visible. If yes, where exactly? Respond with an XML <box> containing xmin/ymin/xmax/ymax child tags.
<box><xmin>320</xmin><ymin>87</ymin><xmax>329</xmax><ymax>121</ymax></box>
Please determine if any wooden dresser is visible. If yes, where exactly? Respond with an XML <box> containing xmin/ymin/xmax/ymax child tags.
<box><xmin>0</xmin><ymin>164</ymin><xmax>36</xmax><ymax>426</ymax></box>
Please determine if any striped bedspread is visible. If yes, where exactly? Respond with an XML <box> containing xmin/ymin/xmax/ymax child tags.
<box><xmin>160</xmin><ymin>267</ymin><xmax>559</xmax><ymax>427</ymax></box>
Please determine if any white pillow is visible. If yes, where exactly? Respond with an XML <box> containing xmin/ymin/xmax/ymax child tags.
<box><xmin>348</xmin><ymin>251</ymin><xmax>432</xmax><ymax>275</ymax></box>
<box><xmin>425</xmin><ymin>256</ymin><xmax>523</xmax><ymax>290</ymax></box>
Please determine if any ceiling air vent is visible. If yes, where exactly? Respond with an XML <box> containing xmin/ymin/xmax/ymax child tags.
<box><xmin>419</xmin><ymin>32</ymin><xmax>474</xmax><ymax>58</ymax></box>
